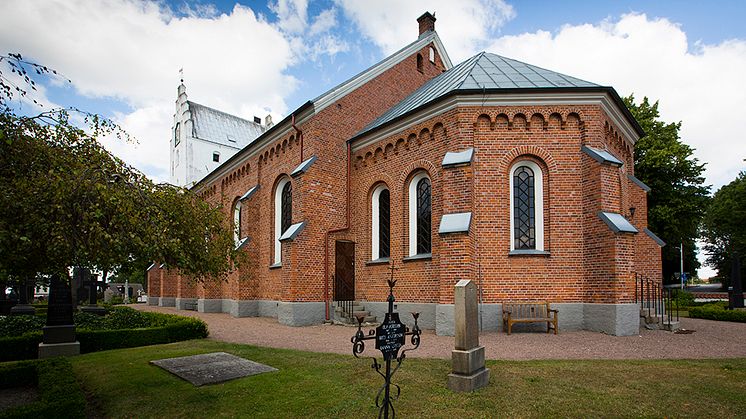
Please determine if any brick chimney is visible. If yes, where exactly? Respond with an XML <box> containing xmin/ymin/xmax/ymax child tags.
<box><xmin>417</xmin><ymin>12</ymin><xmax>436</xmax><ymax>36</ymax></box>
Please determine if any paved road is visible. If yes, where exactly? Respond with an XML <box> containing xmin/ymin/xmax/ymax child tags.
<box><xmin>687</xmin><ymin>283</ymin><xmax>724</xmax><ymax>293</ymax></box>
<box><xmin>134</xmin><ymin>305</ymin><xmax>746</xmax><ymax>360</ymax></box>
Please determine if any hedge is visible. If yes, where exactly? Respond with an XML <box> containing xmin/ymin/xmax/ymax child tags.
<box><xmin>0</xmin><ymin>313</ymin><xmax>208</xmax><ymax>362</ymax></box>
<box><xmin>689</xmin><ymin>305</ymin><xmax>746</xmax><ymax>323</ymax></box>
<box><xmin>0</xmin><ymin>358</ymin><xmax>86</xmax><ymax>419</ymax></box>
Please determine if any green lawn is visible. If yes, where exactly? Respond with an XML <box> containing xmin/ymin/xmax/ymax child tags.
<box><xmin>67</xmin><ymin>340</ymin><xmax>746</xmax><ymax>418</ymax></box>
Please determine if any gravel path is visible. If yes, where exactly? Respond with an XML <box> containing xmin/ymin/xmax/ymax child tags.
<box><xmin>134</xmin><ymin>305</ymin><xmax>746</xmax><ymax>360</ymax></box>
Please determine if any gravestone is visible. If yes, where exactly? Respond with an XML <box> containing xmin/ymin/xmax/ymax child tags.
<box><xmin>79</xmin><ymin>269</ymin><xmax>107</xmax><ymax>315</ymax></box>
<box><xmin>447</xmin><ymin>279</ymin><xmax>489</xmax><ymax>392</ymax></box>
<box><xmin>150</xmin><ymin>352</ymin><xmax>277</xmax><ymax>386</ymax></box>
<box><xmin>39</xmin><ymin>274</ymin><xmax>80</xmax><ymax>358</ymax></box>
<box><xmin>9</xmin><ymin>279</ymin><xmax>35</xmax><ymax>316</ymax></box>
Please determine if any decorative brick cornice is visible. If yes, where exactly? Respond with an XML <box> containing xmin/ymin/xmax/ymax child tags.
<box><xmin>473</xmin><ymin>110</ymin><xmax>585</xmax><ymax>132</ymax></box>
<box><xmin>354</xmin><ymin>120</ymin><xmax>446</xmax><ymax>170</ymax></box>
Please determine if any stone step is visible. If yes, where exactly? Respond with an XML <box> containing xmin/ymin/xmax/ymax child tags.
<box><xmin>352</xmin><ymin>310</ymin><xmax>370</xmax><ymax>319</ymax></box>
<box><xmin>661</xmin><ymin>320</ymin><xmax>681</xmax><ymax>332</ymax></box>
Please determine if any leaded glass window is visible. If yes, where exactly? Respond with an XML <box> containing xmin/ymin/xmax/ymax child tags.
<box><xmin>281</xmin><ymin>181</ymin><xmax>292</xmax><ymax>234</ymax></box>
<box><xmin>379</xmin><ymin>189</ymin><xmax>390</xmax><ymax>258</ymax></box>
<box><xmin>513</xmin><ymin>166</ymin><xmax>535</xmax><ymax>249</ymax></box>
<box><xmin>416</xmin><ymin>178</ymin><xmax>431</xmax><ymax>254</ymax></box>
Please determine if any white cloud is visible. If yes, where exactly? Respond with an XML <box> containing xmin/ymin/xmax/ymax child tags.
<box><xmin>269</xmin><ymin>0</ymin><xmax>309</xmax><ymax>35</ymax></box>
<box><xmin>485</xmin><ymin>13</ymin><xmax>746</xmax><ymax>190</ymax></box>
<box><xmin>0</xmin><ymin>0</ymin><xmax>297</xmax><ymax>181</ymax></box>
<box><xmin>310</xmin><ymin>8</ymin><xmax>338</xmax><ymax>36</ymax></box>
<box><xmin>335</xmin><ymin>0</ymin><xmax>515</xmax><ymax>62</ymax></box>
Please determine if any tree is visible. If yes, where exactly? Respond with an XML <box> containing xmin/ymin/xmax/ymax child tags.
<box><xmin>623</xmin><ymin>95</ymin><xmax>710</xmax><ymax>282</ymax></box>
<box><xmin>701</xmin><ymin>172</ymin><xmax>746</xmax><ymax>288</ymax></box>
<box><xmin>0</xmin><ymin>54</ymin><xmax>238</xmax><ymax>289</ymax></box>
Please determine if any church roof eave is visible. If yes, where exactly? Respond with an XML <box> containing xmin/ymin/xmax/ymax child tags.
<box><xmin>349</xmin><ymin>86</ymin><xmax>644</xmax><ymax>149</ymax></box>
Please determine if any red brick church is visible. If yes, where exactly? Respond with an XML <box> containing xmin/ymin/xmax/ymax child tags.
<box><xmin>148</xmin><ymin>13</ymin><xmax>664</xmax><ymax>336</ymax></box>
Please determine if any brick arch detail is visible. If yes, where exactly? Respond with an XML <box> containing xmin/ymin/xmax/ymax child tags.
<box><xmin>398</xmin><ymin>159</ymin><xmax>439</xmax><ymax>187</ymax></box>
<box><xmin>498</xmin><ymin>145</ymin><xmax>557</xmax><ymax>175</ymax></box>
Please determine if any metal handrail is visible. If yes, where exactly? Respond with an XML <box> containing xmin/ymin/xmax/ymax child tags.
<box><xmin>634</xmin><ymin>273</ymin><xmax>679</xmax><ymax>328</ymax></box>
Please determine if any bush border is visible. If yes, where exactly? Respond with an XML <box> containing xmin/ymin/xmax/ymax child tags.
<box><xmin>0</xmin><ymin>358</ymin><xmax>86</xmax><ymax>419</ymax></box>
<box><xmin>689</xmin><ymin>305</ymin><xmax>746</xmax><ymax>323</ymax></box>
<box><xmin>0</xmin><ymin>313</ymin><xmax>208</xmax><ymax>362</ymax></box>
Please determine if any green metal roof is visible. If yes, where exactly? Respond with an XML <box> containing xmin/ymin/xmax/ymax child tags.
<box><xmin>355</xmin><ymin>52</ymin><xmax>604</xmax><ymax>138</ymax></box>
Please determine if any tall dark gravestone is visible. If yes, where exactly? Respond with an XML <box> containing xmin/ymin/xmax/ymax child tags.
<box><xmin>39</xmin><ymin>274</ymin><xmax>80</xmax><ymax>358</ymax></box>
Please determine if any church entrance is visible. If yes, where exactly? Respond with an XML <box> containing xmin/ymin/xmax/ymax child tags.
<box><xmin>334</xmin><ymin>240</ymin><xmax>355</xmax><ymax>302</ymax></box>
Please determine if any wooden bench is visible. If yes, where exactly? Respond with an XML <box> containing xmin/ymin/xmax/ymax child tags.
<box><xmin>502</xmin><ymin>302</ymin><xmax>558</xmax><ymax>335</ymax></box>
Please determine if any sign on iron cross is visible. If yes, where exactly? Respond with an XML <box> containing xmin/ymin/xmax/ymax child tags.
<box><xmin>375</xmin><ymin>312</ymin><xmax>406</xmax><ymax>360</ymax></box>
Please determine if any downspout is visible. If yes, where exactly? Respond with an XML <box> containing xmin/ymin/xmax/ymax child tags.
<box><xmin>291</xmin><ymin>113</ymin><xmax>304</xmax><ymax>163</ymax></box>
<box><xmin>323</xmin><ymin>141</ymin><xmax>352</xmax><ymax>320</ymax></box>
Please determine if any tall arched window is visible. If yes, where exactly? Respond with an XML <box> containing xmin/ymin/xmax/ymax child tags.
<box><xmin>174</xmin><ymin>122</ymin><xmax>181</xmax><ymax>146</ymax></box>
<box><xmin>509</xmin><ymin>160</ymin><xmax>544</xmax><ymax>251</ymax></box>
<box><xmin>408</xmin><ymin>172</ymin><xmax>431</xmax><ymax>256</ymax></box>
<box><xmin>371</xmin><ymin>185</ymin><xmax>390</xmax><ymax>260</ymax></box>
<box><xmin>274</xmin><ymin>177</ymin><xmax>292</xmax><ymax>264</ymax></box>
<box><xmin>233</xmin><ymin>200</ymin><xmax>242</xmax><ymax>245</ymax></box>
<box><xmin>416</xmin><ymin>53</ymin><xmax>423</xmax><ymax>72</ymax></box>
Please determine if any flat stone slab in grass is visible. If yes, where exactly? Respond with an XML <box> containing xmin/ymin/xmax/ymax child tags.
<box><xmin>150</xmin><ymin>352</ymin><xmax>277</xmax><ymax>386</ymax></box>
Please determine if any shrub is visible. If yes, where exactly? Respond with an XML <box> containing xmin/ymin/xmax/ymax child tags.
<box><xmin>689</xmin><ymin>304</ymin><xmax>746</xmax><ymax>323</ymax></box>
<box><xmin>0</xmin><ymin>311</ymin><xmax>208</xmax><ymax>362</ymax></box>
<box><xmin>0</xmin><ymin>358</ymin><xmax>86</xmax><ymax>419</ymax></box>
<box><xmin>104</xmin><ymin>306</ymin><xmax>149</xmax><ymax>329</ymax></box>
<box><xmin>78</xmin><ymin>317</ymin><xmax>208</xmax><ymax>353</ymax></box>
<box><xmin>672</xmin><ymin>289</ymin><xmax>696</xmax><ymax>307</ymax></box>
<box><xmin>72</xmin><ymin>311</ymin><xmax>107</xmax><ymax>330</ymax></box>
<box><xmin>0</xmin><ymin>315</ymin><xmax>45</xmax><ymax>337</ymax></box>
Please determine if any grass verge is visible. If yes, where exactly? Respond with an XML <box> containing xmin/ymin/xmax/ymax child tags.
<box><xmin>64</xmin><ymin>339</ymin><xmax>746</xmax><ymax>418</ymax></box>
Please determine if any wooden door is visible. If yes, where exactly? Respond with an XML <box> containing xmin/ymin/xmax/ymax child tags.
<box><xmin>334</xmin><ymin>241</ymin><xmax>355</xmax><ymax>301</ymax></box>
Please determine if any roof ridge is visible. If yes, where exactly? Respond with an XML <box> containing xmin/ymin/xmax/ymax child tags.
<box><xmin>187</xmin><ymin>100</ymin><xmax>263</xmax><ymax>127</ymax></box>
<box><xmin>454</xmin><ymin>51</ymin><xmax>486</xmax><ymax>90</ymax></box>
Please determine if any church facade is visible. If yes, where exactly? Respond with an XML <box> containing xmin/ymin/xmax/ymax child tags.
<box><xmin>148</xmin><ymin>13</ymin><xmax>664</xmax><ymax>336</ymax></box>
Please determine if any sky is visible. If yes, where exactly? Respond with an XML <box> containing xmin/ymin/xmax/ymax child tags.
<box><xmin>2</xmin><ymin>0</ymin><xmax>745</xmax><ymax>278</ymax></box>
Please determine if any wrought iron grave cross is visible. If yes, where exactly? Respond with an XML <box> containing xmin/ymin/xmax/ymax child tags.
<box><xmin>351</xmin><ymin>266</ymin><xmax>421</xmax><ymax>419</ymax></box>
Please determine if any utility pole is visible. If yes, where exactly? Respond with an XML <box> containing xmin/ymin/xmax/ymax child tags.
<box><xmin>680</xmin><ymin>242</ymin><xmax>684</xmax><ymax>289</ymax></box>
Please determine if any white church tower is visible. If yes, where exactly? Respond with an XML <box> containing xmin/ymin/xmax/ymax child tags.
<box><xmin>170</xmin><ymin>83</ymin><xmax>272</xmax><ymax>187</ymax></box>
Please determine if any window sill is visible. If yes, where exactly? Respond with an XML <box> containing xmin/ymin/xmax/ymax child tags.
<box><xmin>403</xmin><ymin>253</ymin><xmax>432</xmax><ymax>262</ymax></box>
<box><xmin>269</xmin><ymin>263</ymin><xmax>282</xmax><ymax>270</ymax></box>
<box><xmin>366</xmin><ymin>257</ymin><xmax>390</xmax><ymax>266</ymax></box>
<box><xmin>508</xmin><ymin>250</ymin><xmax>550</xmax><ymax>257</ymax></box>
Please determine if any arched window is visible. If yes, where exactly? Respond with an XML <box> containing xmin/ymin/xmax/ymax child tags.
<box><xmin>408</xmin><ymin>172</ymin><xmax>431</xmax><ymax>256</ymax></box>
<box><xmin>371</xmin><ymin>185</ymin><xmax>390</xmax><ymax>260</ymax></box>
<box><xmin>274</xmin><ymin>177</ymin><xmax>292</xmax><ymax>264</ymax></box>
<box><xmin>429</xmin><ymin>46</ymin><xmax>435</xmax><ymax>63</ymax></box>
<box><xmin>233</xmin><ymin>200</ymin><xmax>242</xmax><ymax>245</ymax></box>
<box><xmin>416</xmin><ymin>53</ymin><xmax>423</xmax><ymax>72</ymax></box>
<box><xmin>510</xmin><ymin>160</ymin><xmax>544</xmax><ymax>251</ymax></box>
